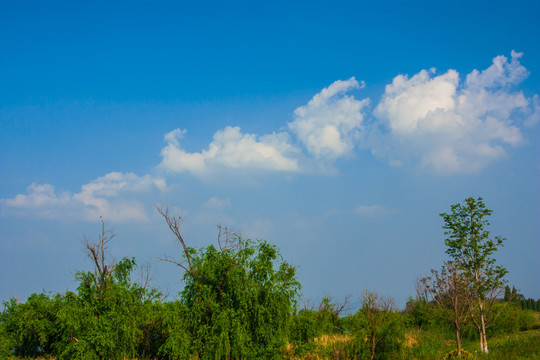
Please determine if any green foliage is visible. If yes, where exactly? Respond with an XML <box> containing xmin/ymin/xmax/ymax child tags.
<box><xmin>441</xmin><ymin>197</ymin><xmax>509</xmax><ymax>353</ymax></box>
<box><xmin>0</xmin><ymin>260</ymin><xmax>166</xmax><ymax>359</ymax></box>
<box><xmin>404</xmin><ymin>298</ymin><xmax>464</xmax><ymax>338</ymax></box>
<box><xmin>178</xmin><ymin>238</ymin><xmax>300</xmax><ymax>359</ymax></box>
<box><xmin>346</xmin><ymin>292</ymin><xmax>407</xmax><ymax>360</ymax></box>
<box><xmin>404</xmin><ymin>298</ymin><xmax>431</xmax><ymax>330</ymax></box>
<box><xmin>290</xmin><ymin>309</ymin><xmax>323</xmax><ymax>346</ymax></box>
<box><xmin>3</xmin><ymin>202</ymin><xmax>538</xmax><ymax>360</ymax></box>
<box><xmin>520</xmin><ymin>298</ymin><xmax>540</xmax><ymax>312</ymax></box>
<box><xmin>55</xmin><ymin>257</ymin><xmax>162</xmax><ymax>360</ymax></box>
<box><xmin>157</xmin><ymin>301</ymin><xmax>192</xmax><ymax>359</ymax></box>
<box><xmin>489</xmin><ymin>304</ymin><xmax>537</xmax><ymax>335</ymax></box>
<box><xmin>289</xmin><ymin>296</ymin><xmax>349</xmax><ymax>352</ymax></box>
<box><xmin>1</xmin><ymin>293</ymin><xmax>61</xmax><ymax>357</ymax></box>
<box><xmin>504</xmin><ymin>285</ymin><xmax>512</xmax><ymax>301</ymax></box>
<box><xmin>402</xmin><ymin>329</ymin><xmax>450</xmax><ymax>360</ymax></box>
<box><xmin>441</xmin><ymin>197</ymin><xmax>508</xmax><ymax>299</ymax></box>
<box><xmin>474</xmin><ymin>331</ymin><xmax>540</xmax><ymax>360</ymax></box>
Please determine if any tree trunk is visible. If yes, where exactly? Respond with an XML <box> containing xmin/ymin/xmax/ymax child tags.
<box><xmin>370</xmin><ymin>335</ymin><xmax>375</xmax><ymax>360</ymax></box>
<box><xmin>481</xmin><ymin>326</ymin><xmax>489</xmax><ymax>354</ymax></box>
<box><xmin>456</xmin><ymin>328</ymin><xmax>462</xmax><ymax>357</ymax></box>
<box><xmin>478</xmin><ymin>328</ymin><xmax>483</xmax><ymax>353</ymax></box>
<box><xmin>480</xmin><ymin>302</ymin><xmax>489</xmax><ymax>353</ymax></box>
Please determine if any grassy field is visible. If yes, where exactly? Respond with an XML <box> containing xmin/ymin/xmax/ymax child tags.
<box><xmin>280</xmin><ymin>329</ymin><xmax>540</xmax><ymax>360</ymax></box>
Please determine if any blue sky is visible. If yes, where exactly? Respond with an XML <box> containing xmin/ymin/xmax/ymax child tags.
<box><xmin>1</xmin><ymin>0</ymin><xmax>539</xmax><ymax>307</ymax></box>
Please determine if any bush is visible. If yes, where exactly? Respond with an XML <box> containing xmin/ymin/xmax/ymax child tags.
<box><xmin>1</xmin><ymin>293</ymin><xmax>61</xmax><ymax>358</ymax></box>
<box><xmin>487</xmin><ymin>303</ymin><xmax>537</xmax><ymax>337</ymax></box>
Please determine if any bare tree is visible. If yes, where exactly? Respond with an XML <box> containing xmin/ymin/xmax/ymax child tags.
<box><xmin>82</xmin><ymin>219</ymin><xmax>115</xmax><ymax>302</ymax></box>
<box><xmin>420</xmin><ymin>261</ymin><xmax>470</xmax><ymax>357</ymax></box>
<box><xmin>156</xmin><ymin>205</ymin><xmax>196</xmax><ymax>279</ymax></box>
<box><xmin>216</xmin><ymin>224</ymin><xmax>241</xmax><ymax>253</ymax></box>
<box><xmin>415</xmin><ymin>276</ymin><xmax>429</xmax><ymax>302</ymax></box>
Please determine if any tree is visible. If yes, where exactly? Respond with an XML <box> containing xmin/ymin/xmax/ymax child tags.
<box><xmin>420</xmin><ymin>261</ymin><xmax>470</xmax><ymax>357</ymax></box>
<box><xmin>441</xmin><ymin>197</ymin><xmax>509</xmax><ymax>354</ymax></box>
<box><xmin>504</xmin><ymin>285</ymin><xmax>511</xmax><ymax>301</ymax></box>
<box><xmin>157</xmin><ymin>206</ymin><xmax>300</xmax><ymax>359</ymax></box>
<box><xmin>355</xmin><ymin>291</ymin><xmax>403</xmax><ymax>360</ymax></box>
<box><xmin>59</xmin><ymin>220</ymin><xmax>164</xmax><ymax>360</ymax></box>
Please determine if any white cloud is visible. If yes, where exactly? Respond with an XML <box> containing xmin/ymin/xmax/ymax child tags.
<box><xmin>372</xmin><ymin>51</ymin><xmax>535</xmax><ymax>173</ymax></box>
<box><xmin>159</xmin><ymin>126</ymin><xmax>300</xmax><ymax>176</ymax></box>
<box><xmin>354</xmin><ymin>205</ymin><xmax>399</xmax><ymax>218</ymax></box>
<box><xmin>289</xmin><ymin>77</ymin><xmax>369</xmax><ymax>159</ymax></box>
<box><xmin>3</xmin><ymin>183</ymin><xmax>71</xmax><ymax>218</ymax></box>
<box><xmin>1</xmin><ymin>172</ymin><xmax>166</xmax><ymax>222</ymax></box>
<box><xmin>465</xmin><ymin>50</ymin><xmax>529</xmax><ymax>89</ymax></box>
<box><xmin>5</xmin><ymin>183</ymin><xmax>70</xmax><ymax>208</ymax></box>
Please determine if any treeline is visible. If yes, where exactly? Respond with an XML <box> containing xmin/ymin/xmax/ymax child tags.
<box><xmin>504</xmin><ymin>286</ymin><xmax>540</xmax><ymax>312</ymax></box>
<box><xmin>1</xmin><ymin>283</ymin><xmax>537</xmax><ymax>359</ymax></box>
<box><xmin>1</xmin><ymin>200</ymin><xmax>539</xmax><ymax>360</ymax></box>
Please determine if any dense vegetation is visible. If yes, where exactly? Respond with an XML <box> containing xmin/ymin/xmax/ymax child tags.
<box><xmin>1</xmin><ymin>199</ymin><xmax>539</xmax><ymax>359</ymax></box>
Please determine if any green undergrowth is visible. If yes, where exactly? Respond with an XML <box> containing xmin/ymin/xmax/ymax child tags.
<box><xmin>281</xmin><ymin>329</ymin><xmax>540</xmax><ymax>360</ymax></box>
<box><xmin>6</xmin><ymin>330</ymin><xmax>540</xmax><ymax>360</ymax></box>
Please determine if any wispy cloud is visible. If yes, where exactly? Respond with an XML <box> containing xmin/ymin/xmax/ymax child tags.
<box><xmin>1</xmin><ymin>172</ymin><xmax>166</xmax><ymax>222</ymax></box>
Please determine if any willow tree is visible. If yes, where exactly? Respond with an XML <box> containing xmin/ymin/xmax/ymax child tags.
<box><xmin>157</xmin><ymin>206</ymin><xmax>300</xmax><ymax>359</ymax></box>
<box><xmin>441</xmin><ymin>197</ymin><xmax>508</xmax><ymax>354</ymax></box>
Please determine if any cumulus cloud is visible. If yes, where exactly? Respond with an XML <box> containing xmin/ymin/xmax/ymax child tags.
<box><xmin>289</xmin><ymin>77</ymin><xmax>369</xmax><ymax>160</ymax></box>
<box><xmin>372</xmin><ymin>51</ymin><xmax>535</xmax><ymax>173</ymax></box>
<box><xmin>159</xmin><ymin>79</ymin><xmax>371</xmax><ymax>177</ymax></box>
<box><xmin>1</xmin><ymin>172</ymin><xmax>166</xmax><ymax>222</ymax></box>
<box><xmin>160</xmin><ymin>126</ymin><xmax>300</xmax><ymax>176</ymax></box>
<box><xmin>159</xmin><ymin>54</ymin><xmax>537</xmax><ymax>177</ymax></box>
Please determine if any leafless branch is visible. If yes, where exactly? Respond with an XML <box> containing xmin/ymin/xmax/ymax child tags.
<box><xmin>156</xmin><ymin>205</ymin><xmax>195</xmax><ymax>279</ymax></box>
<box><xmin>82</xmin><ymin>218</ymin><xmax>116</xmax><ymax>300</ymax></box>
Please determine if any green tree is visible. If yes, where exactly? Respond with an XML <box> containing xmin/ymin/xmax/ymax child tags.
<box><xmin>504</xmin><ymin>285</ymin><xmax>511</xmax><ymax>301</ymax></box>
<box><xmin>158</xmin><ymin>206</ymin><xmax>300</xmax><ymax>359</ymax></box>
<box><xmin>353</xmin><ymin>291</ymin><xmax>404</xmax><ymax>360</ymax></box>
<box><xmin>0</xmin><ymin>293</ymin><xmax>61</xmax><ymax>357</ymax></box>
<box><xmin>441</xmin><ymin>197</ymin><xmax>509</xmax><ymax>354</ymax></box>
<box><xmin>56</xmin><ymin>221</ymin><xmax>164</xmax><ymax>360</ymax></box>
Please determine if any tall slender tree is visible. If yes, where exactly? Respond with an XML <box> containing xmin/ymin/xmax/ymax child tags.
<box><xmin>441</xmin><ymin>197</ymin><xmax>509</xmax><ymax>354</ymax></box>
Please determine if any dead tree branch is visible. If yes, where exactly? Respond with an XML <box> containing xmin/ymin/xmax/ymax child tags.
<box><xmin>156</xmin><ymin>205</ymin><xmax>196</xmax><ymax>279</ymax></box>
<box><xmin>82</xmin><ymin>219</ymin><xmax>115</xmax><ymax>300</ymax></box>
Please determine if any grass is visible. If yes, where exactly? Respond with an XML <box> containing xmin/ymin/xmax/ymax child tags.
<box><xmin>8</xmin><ymin>329</ymin><xmax>540</xmax><ymax>359</ymax></box>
